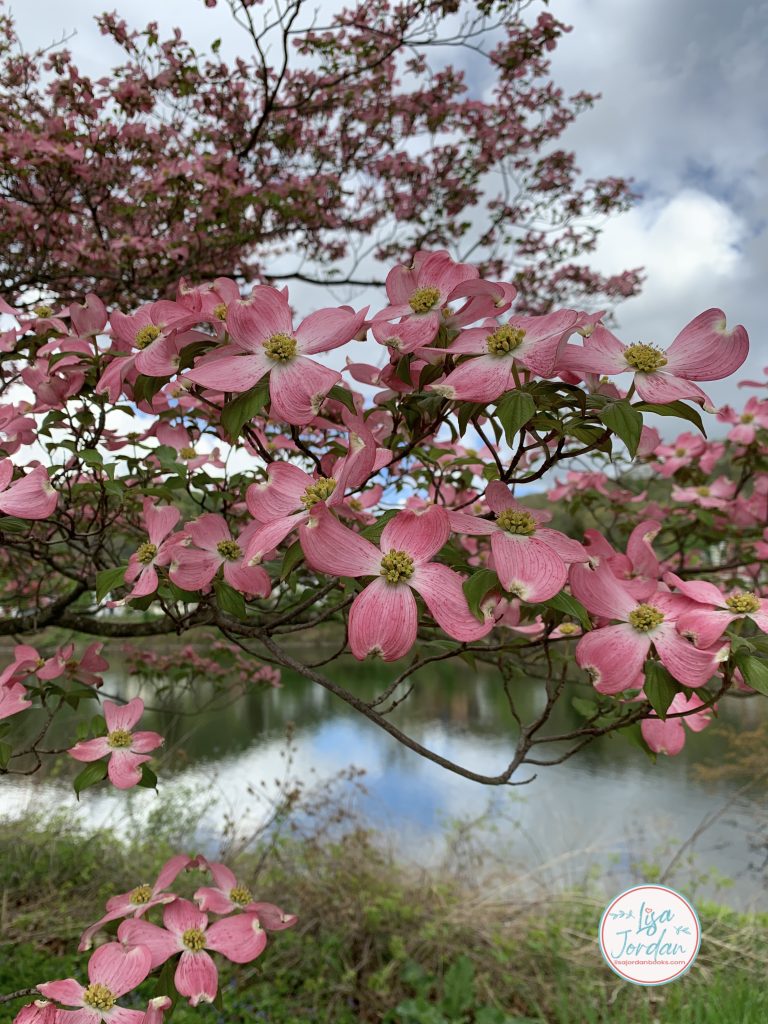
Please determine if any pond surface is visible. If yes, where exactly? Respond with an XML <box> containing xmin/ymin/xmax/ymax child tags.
<box><xmin>3</xmin><ymin>638</ymin><xmax>767</xmax><ymax>909</ymax></box>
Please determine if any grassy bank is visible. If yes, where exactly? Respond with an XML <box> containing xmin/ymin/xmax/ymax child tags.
<box><xmin>1</xmin><ymin>812</ymin><xmax>766</xmax><ymax>1024</ymax></box>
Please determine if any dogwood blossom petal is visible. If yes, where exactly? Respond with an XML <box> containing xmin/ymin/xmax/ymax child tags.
<box><xmin>490</xmin><ymin>533</ymin><xmax>567</xmax><ymax>602</ymax></box>
<box><xmin>206</xmin><ymin>913</ymin><xmax>267</xmax><ymax>962</ymax></box>
<box><xmin>348</xmin><ymin>579</ymin><xmax>417</xmax><ymax>661</ymax></box>
<box><xmin>175</xmin><ymin>950</ymin><xmax>218</xmax><ymax>1006</ymax></box>
<box><xmin>664</xmin><ymin>309</ymin><xmax>749</xmax><ymax>380</ymax></box>
<box><xmin>411</xmin><ymin>563</ymin><xmax>493</xmax><ymax>641</ymax></box>
<box><xmin>575</xmin><ymin>624</ymin><xmax>650</xmax><ymax>694</ymax></box>
<box><xmin>380</xmin><ymin>506</ymin><xmax>450</xmax><ymax>563</ymax></box>
<box><xmin>299</xmin><ymin>503</ymin><xmax>381</xmax><ymax>577</ymax></box>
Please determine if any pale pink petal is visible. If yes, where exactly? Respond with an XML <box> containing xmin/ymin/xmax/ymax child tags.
<box><xmin>446</xmin><ymin>511</ymin><xmax>497</xmax><ymax>536</ymax></box>
<box><xmin>175</xmin><ymin>950</ymin><xmax>218</xmax><ymax>1007</ymax></box>
<box><xmin>164</xmin><ymin>899</ymin><xmax>208</xmax><ymax>936</ymax></box>
<box><xmin>194</xmin><ymin>887</ymin><xmax>234</xmax><ymax>915</ymax></box>
<box><xmin>348</xmin><ymin>579</ymin><xmax>417</xmax><ymax>661</ymax></box>
<box><xmin>227</xmin><ymin>287</ymin><xmax>293</xmax><ymax>348</ymax></box>
<box><xmin>675</xmin><ymin>608</ymin><xmax>734</xmax><ymax>648</ymax></box>
<box><xmin>295</xmin><ymin>306</ymin><xmax>368</xmax><ymax>354</ymax></box>
<box><xmin>556</xmin><ymin>326</ymin><xmax>628</xmax><ymax>375</ymax></box>
<box><xmin>117</xmin><ymin>920</ymin><xmax>179</xmax><ymax>969</ymax></box>
<box><xmin>125</xmin><ymin>562</ymin><xmax>158</xmax><ymax>598</ymax></box>
<box><xmin>535</xmin><ymin>528</ymin><xmax>588</xmax><ymax>563</ymax></box>
<box><xmin>206</xmin><ymin>861</ymin><xmax>237</xmax><ymax>893</ymax></box>
<box><xmin>206</xmin><ymin>913</ymin><xmax>267</xmax><ymax>963</ymax></box>
<box><xmin>634</xmin><ymin>372</ymin><xmax>713</xmax><ymax>408</ymax></box>
<box><xmin>244</xmin><ymin>516</ymin><xmax>303</xmax><ymax>564</ymax></box>
<box><xmin>569</xmin><ymin>560</ymin><xmax>637</xmax><ymax>621</ymax></box>
<box><xmin>247</xmin><ymin>902</ymin><xmax>298</xmax><ymax>931</ymax></box>
<box><xmin>68</xmin><ymin>736</ymin><xmax>110</xmax><ymax>762</ymax></box>
<box><xmin>223</xmin><ymin>561</ymin><xmax>271</xmax><ymax>596</ymax></box>
<box><xmin>170</xmin><ymin>550</ymin><xmax>221</xmax><ymax>591</ymax></box>
<box><xmin>662</xmin><ymin>571</ymin><xmax>725</xmax><ymax>606</ymax></box>
<box><xmin>187</xmin><ymin>514</ymin><xmax>230</xmax><ymax>552</ymax></box>
<box><xmin>154</xmin><ymin>854</ymin><xmax>193</xmax><ymax>893</ymax></box>
<box><xmin>269</xmin><ymin>357</ymin><xmax>341</xmax><ymax>425</ymax></box>
<box><xmin>436</xmin><ymin>355</ymin><xmax>514</xmax><ymax>402</ymax></box>
<box><xmin>130</xmin><ymin>731</ymin><xmax>164</xmax><ymax>754</ymax></box>
<box><xmin>665</xmin><ymin>309</ymin><xmax>749</xmax><ymax>380</ymax></box>
<box><xmin>139</xmin><ymin>997</ymin><xmax>172</xmax><ymax>1024</ymax></box>
<box><xmin>144</xmin><ymin>502</ymin><xmax>180</xmax><ymax>546</ymax></box>
<box><xmin>485</xmin><ymin>480</ymin><xmax>517</xmax><ymax>514</ymax></box>
<box><xmin>48</xmin><ymin>1009</ymin><xmax>97</xmax><ymax>1024</ymax></box>
<box><xmin>88</xmin><ymin>942</ymin><xmax>151</xmax><ymax>997</ymax></box>
<box><xmin>0</xmin><ymin>682</ymin><xmax>32</xmax><ymax>720</ymax></box>
<box><xmin>653</xmin><ymin>624</ymin><xmax>726</xmax><ymax>687</ymax></box>
<box><xmin>108</xmin><ymin>1008</ymin><xmax>150</xmax><ymax>1024</ymax></box>
<box><xmin>641</xmin><ymin>717</ymin><xmax>686</xmax><ymax>756</ymax></box>
<box><xmin>0</xmin><ymin>467</ymin><xmax>57</xmax><ymax>519</ymax></box>
<box><xmin>36</xmin><ymin>980</ymin><xmax>85</xmax><ymax>1006</ymax></box>
<box><xmin>299</xmin><ymin>503</ymin><xmax>381</xmax><ymax>577</ymax></box>
<box><xmin>441</xmin><ymin>326</ymin><xmax>492</xmax><ymax>355</ymax></box>
<box><xmin>490</xmin><ymin>533</ymin><xmax>567</xmax><ymax>602</ymax></box>
<box><xmin>380</xmin><ymin>506</ymin><xmax>449</xmax><ymax>563</ymax></box>
<box><xmin>185</xmin><ymin>351</ymin><xmax>271</xmax><ymax>392</ymax></box>
<box><xmin>626</xmin><ymin>520</ymin><xmax>662</xmax><ymax>578</ymax></box>
<box><xmin>104</xmin><ymin>697</ymin><xmax>144</xmax><ymax>733</ymax></box>
<box><xmin>411</xmin><ymin>563</ymin><xmax>494</xmax><ymax>641</ymax></box>
<box><xmin>246</xmin><ymin>463</ymin><xmax>311</xmax><ymax>520</ymax></box>
<box><xmin>576</xmin><ymin>624</ymin><xmax>650</xmax><ymax>694</ymax></box>
<box><xmin>108</xmin><ymin>750</ymin><xmax>150</xmax><ymax>789</ymax></box>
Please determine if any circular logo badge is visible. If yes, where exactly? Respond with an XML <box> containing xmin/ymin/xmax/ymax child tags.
<box><xmin>599</xmin><ymin>885</ymin><xmax>701</xmax><ymax>986</ymax></box>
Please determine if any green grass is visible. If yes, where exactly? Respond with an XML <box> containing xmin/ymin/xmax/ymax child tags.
<box><xmin>1</xmin><ymin>812</ymin><xmax>766</xmax><ymax>1023</ymax></box>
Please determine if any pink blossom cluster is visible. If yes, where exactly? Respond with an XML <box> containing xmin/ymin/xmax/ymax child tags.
<box><xmin>14</xmin><ymin>854</ymin><xmax>296</xmax><ymax>1021</ymax></box>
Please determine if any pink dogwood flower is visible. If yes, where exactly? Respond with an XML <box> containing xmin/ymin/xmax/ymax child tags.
<box><xmin>716</xmin><ymin>396</ymin><xmax>768</xmax><ymax>445</ymax></box>
<box><xmin>35</xmin><ymin>642</ymin><xmax>109</xmax><ymax>687</ymax></box>
<box><xmin>68</xmin><ymin>697</ymin><xmax>164</xmax><ymax>789</ymax></box>
<box><xmin>671</xmin><ymin>476</ymin><xmax>735</xmax><ymax>509</ymax></box>
<box><xmin>570</xmin><ymin>560</ymin><xmax>729</xmax><ymax>693</ymax></box>
<box><xmin>427</xmin><ymin>310</ymin><xmax>581</xmax><ymax>401</ymax></box>
<box><xmin>194</xmin><ymin>860</ymin><xmax>297</xmax><ymax>929</ymax></box>
<box><xmin>557</xmin><ymin>310</ymin><xmax>749</xmax><ymax>407</ymax></box>
<box><xmin>38</xmin><ymin>942</ymin><xmax>152</xmax><ymax>1024</ymax></box>
<box><xmin>124</xmin><ymin>500</ymin><xmax>181</xmax><ymax>598</ymax></box>
<box><xmin>79</xmin><ymin>854</ymin><xmax>193</xmax><ymax>952</ymax></box>
<box><xmin>581</xmin><ymin>519</ymin><xmax>663</xmax><ymax>600</ymax></box>
<box><xmin>299</xmin><ymin>503</ymin><xmax>493</xmax><ymax>661</ymax></box>
<box><xmin>186</xmin><ymin>285</ymin><xmax>367</xmax><ymax>424</ymax></box>
<box><xmin>170</xmin><ymin>514</ymin><xmax>270</xmax><ymax>596</ymax></box>
<box><xmin>0</xmin><ymin>679</ymin><xmax>32</xmax><ymax>721</ymax></box>
<box><xmin>119</xmin><ymin>898</ymin><xmax>267</xmax><ymax>1007</ymax></box>
<box><xmin>448</xmin><ymin>481</ymin><xmax>588</xmax><ymax>601</ymax></box>
<box><xmin>12</xmin><ymin>1000</ymin><xmax>57</xmax><ymax>1024</ymax></box>
<box><xmin>664</xmin><ymin>572</ymin><xmax>768</xmax><ymax>648</ymax></box>
<box><xmin>641</xmin><ymin>692</ymin><xmax>713</xmax><ymax>756</ymax></box>
<box><xmin>0</xmin><ymin>461</ymin><xmax>57</xmax><ymax>519</ymax></box>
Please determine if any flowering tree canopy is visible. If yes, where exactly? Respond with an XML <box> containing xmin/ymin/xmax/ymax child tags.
<box><xmin>1</xmin><ymin>243</ymin><xmax>762</xmax><ymax>1018</ymax></box>
<box><xmin>0</xmin><ymin>0</ymin><xmax>640</xmax><ymax>312</ymax></box>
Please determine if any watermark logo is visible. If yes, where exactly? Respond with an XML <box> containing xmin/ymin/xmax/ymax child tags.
<box><xmin>599</xmin><ymin>885</ymin><xmax>701</xmax><ymax>986</ymax></box>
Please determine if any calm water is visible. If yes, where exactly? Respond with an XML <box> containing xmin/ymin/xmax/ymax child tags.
<box><xmin>3</xmin><ymin>639</ymin><xmax>767</xmax><ymax>909</ymax></box>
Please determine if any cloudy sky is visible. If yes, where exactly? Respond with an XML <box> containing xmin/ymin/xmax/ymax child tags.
<box><xmin>8</xmin><ymin>0</ymin><xmax>767</xmax><ymax>409</ymax></box>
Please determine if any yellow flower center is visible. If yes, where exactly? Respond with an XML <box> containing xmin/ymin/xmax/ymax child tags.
<box><xmin>135</xmin><ymin>325</ymin><xmax>162</xmax><ymax>349</ymax></box>
<box><xmin>696</xmin><ymin>486</ymin><xmax>710</xmax><ymax>496</ymax></box>
<box><xmin>182</xmin><ymin>927</ymin><xmax>207</xmax><ymax>952</ymax></box>
<box><xmin>628</xmin><ymin>604</ymin><xmax>664</xmax><ymax>632</ymax></box>
<box><xmin>624</xmin><ymin>342</ymin><xmax>668</xmax><ymax>374</ymax></box>
<box><xmin>213</xmin><ymin>303</ymin><xmax>228</xmax><ymax>321</ymax></box>
<box><xmin>496</xmin><ymin>509</ymin><xmax>536</xmax><ymax>535</ymax></box>
<box><xmin>348</xmin><ymin>498</ymin><xmax>364</xmax><ymax>511</ymax></box>
<box><xmin>408</xmin><ymin>286</ymin><xmax>441</xmax><ymax>314</ymax></box>
<box><xmin>301</xmin><ymin>478</ymin><xmax>337</xmax><ymax>509</ymax></box>
<box><xmin>263</xmin><ymin>333</ymin><xmax>297</xmax><ymax>361</ymax></box>
<box><xmin>136</xmin><ymin>541</ymin><xmax>158</xmax><ymax>565</ymax></box>
<box><xmin>107</xmin><ymin>729</ymin><xmax>133</xmax><ymax>748</ymax></box>
<box><xmin>486</xmin><ymin>325</ymin><xmax>526</xmax><ymax>356</ymax></box>
<box><xmin>380</xmin><ymin>550</ymin><xmax>415</xmax><ymax>584</ymax></box>
<box><xmin>34</xmin><ymin>304</ymin><xmax>53</xmax><ymax>318</ymax></box>
<box><xmin>741</xmin><ymin>413</ymin><xmax>755</xmax><ymax>423</ymax></box>
<box><xmin>130</xmin><ymin>884</ymin><xmax>154</xmax><ymax>905</ymax></box>
<box><xmin>216</xmin><ymin>539</ymin><xmax>242</xmax><ymax>561</ymax></box>
<box><xmin>558</xmin><ymin>622</ymin><xmax>579</xmax><ymax>635</ymax></box>
<box><xmin>83</xmin><ymin>983</ymin><xmax>116</xmax><ymax>1011</ymax></box>
<box><xmin>230</xmin><ymin>884</ymin><xmax>253</xmax><ymax>906</ymax></box>
<box><xmin>179</xmin><ymin>446</ymin><xmax>196</xmax><ymax>460</ymax></box>
<box><xmin>725</xmin><ymin>593</ymin><xmax>760</xmax><ymax>614</ymax></box>
<box><xmin>674</xmin><ymin>447</ymin><xmax>686</xmax><ymax>457</ymax></box>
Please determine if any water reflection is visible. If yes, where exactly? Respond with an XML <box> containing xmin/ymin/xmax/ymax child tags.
<box><xmin>3</xmin><ymin>642</ymin><xmax>765</xmax><ymax>909</ymax></box>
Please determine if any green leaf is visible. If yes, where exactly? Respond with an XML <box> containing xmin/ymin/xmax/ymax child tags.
<box><xmin>133</xmin><ymin>373</ymin><xmax>168</xmax><ymax>405</ymax></box>
<box><xmin>456</xmin><ymin>401</ymin><xmax>484</xmax><ymax>437</ymax></box>
<box><xmin>643</xmin><ymin>661</ymin><xmax>679</xmax><ymax>719</ymax></box>
<box><xmin>540</xmin><ymin>592</ymin><xmax>591</xmax><ymax>631</ymax></box>
<box><xmin>572</xmin><ymin>697</ymin><xmax>599</xmax><ymax>719</ymax></box>
<box><xmin>634</xmin><ymin>400</ymin><xmax>706</xmax><ymax>436</ymax></box>
<box><xmin>462</xmin><ymin>569</ymin><xmax>498</xmax><ymax>621</ymax></box>
<box><xmin>137</xmin><ymin>764</ymin><xmax>158</xmax><ymax>790</ymax></box>
<box><xmin>220</xmin><ymin>379</ymin><xmax>270</xmax><ymax>440</ymax></box>
<box><xmin>153</xmin><ymin>957</ymin><xmax>180</xmax><ymax>1004</ymax></box>
<box><xmin>733</xmin><ymin>653</ymin><xmax>768</xmax><ymax>696</ymax></box>
<box><xmin>325</xmin><ymin>383</ymin><xmax>357</xmax><ymax>415</ymax></box>
<box><xmin>214</xmin><ymin>580</ymin><xmax>246</xmax><ymax>619</ymax></box>
<box><xmin>91</xmin><ymin>714</ymin><xmax>108</xmax><ymax>737</ymax></box>
<box><xmin>0</xmin><ymin>741</ymin><xmax>12</xmax><ymax>768</ymax></box>
<box><xmin>495</xmin><ymin>391</ymin><xmax>535</xmax><ymax>446</ymax></box>
<box><xmin>73</xmin><ymin>760</ymin><xmax>107</xmax><ymax>799</ymax></box>
<box><xmin>79</xmin><ymin>447</ymin><xmax>103</xmax><ymax>466</ymax></box>
<box><xmin>280</xmin><ymin>539</ymin><xmax>304</xmax><ymax>580</ymax></box>
<box><xmin>442</xmin><ymin>956</ymin><xmax>475</xmax><ymax>1017</ymax></box>
<box><xmin>95</xmin><ymin>565</ymin><xmax>128</xmax><ymax>602</ymax></box>
<box><xmin>599</xmin><ymin>399</ymin><xmax>643</xmax><ymax>457</ymax></box>
<box><xmin>0</xmin><ymin>516</ymin><xmax>29</xmax><ymax>534</ymax></box>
